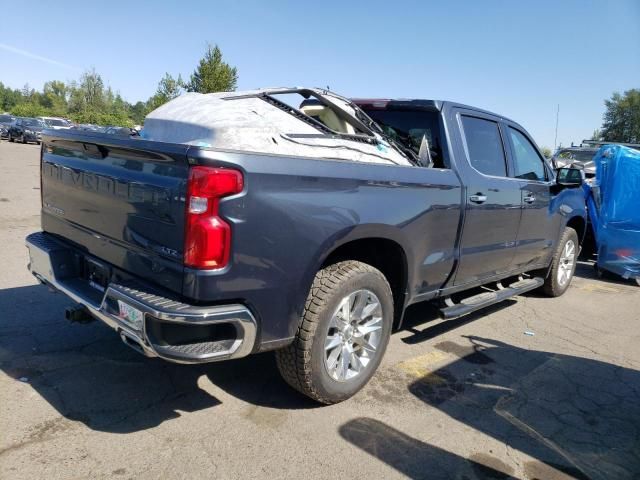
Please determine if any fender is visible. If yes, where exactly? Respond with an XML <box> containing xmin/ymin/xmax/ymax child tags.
<box><xmin>294</xmin><ymin>223</ymin><xmax>413</xmax><ymax>329</ymax></box>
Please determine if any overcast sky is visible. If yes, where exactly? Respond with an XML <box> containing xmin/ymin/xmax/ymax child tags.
<box><xmin>1</xmin><ymin>0</ymin><xmax>638</xmax><ymax>149</ymax></box>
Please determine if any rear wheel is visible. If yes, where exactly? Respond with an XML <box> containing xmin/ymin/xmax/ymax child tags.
<box><xmin>541</xmin><ymin>227</ymin><xmax>578</xmax><ymax>297</ymax></box>
<box><xmin>276</xmin><ymin>260</ymin><xmax>393</xmax><ymax>404</ymax></box>
<box><xmin>21</xmin><ymin>135</ymin><xmax>27</xmax><ymax>144</ymax></box>
<box><xmin>8</xmin><ymin>135</ymin><xmax>14</xmax><ymax>142</ymax></box>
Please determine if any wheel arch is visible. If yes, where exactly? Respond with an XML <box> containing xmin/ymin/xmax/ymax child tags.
<box><xmin>566</xmin><ymin>215</ymin><xmax>587</xmax><ymax>246</ymax></box>
<box><xmin>312</xmin><ymin>227</ymin><xmax>411</xmax><ymax>330</ymax></box>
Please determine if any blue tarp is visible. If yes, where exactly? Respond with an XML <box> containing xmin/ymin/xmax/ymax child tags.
<box><xmin>583</xmin><ymin>145</ymin><xmax>640</xmax><ymax>280</ymax></box>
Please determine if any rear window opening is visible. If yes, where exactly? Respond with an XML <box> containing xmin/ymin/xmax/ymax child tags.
<box><xmin>261</xmin><ymin>90</ymin><xmax>370</xmax><ymax>137</ymax></box>
<box><xmin>358</xmin><ymin>105</ymin><xmax>450</xmax><ymax>169</ymax></box>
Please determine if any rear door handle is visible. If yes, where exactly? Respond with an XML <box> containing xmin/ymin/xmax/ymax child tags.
<box><xmin>469</xmin><ymin>194</ymin><xmax>487</xmax><ymax>204</ymax></box>
<box><xmin>524</xmin><ymin>195</ymin><xmax>536</xmax><ymax>204</ymax></box>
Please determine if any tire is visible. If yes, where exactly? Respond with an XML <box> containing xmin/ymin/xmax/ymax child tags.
<box><xmin>541</xmin><ymin>227</ymin><xmax>578</xmax><ymax>297</ymax></box>
<box><xmin>276</xmin><ymin>260</ymin><xmax>394</xmax><ymax>404</ymax></box>
<box><xmin>8</xmin><ymin>135</ymin><xmax>14</xmax><ymax>143</ymax></box>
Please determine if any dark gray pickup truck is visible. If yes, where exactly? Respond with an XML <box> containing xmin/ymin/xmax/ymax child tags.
<box><xmin>26</xmin><ymin>93</ymin><xmax>586</xmax><ymax>403</ymax></box>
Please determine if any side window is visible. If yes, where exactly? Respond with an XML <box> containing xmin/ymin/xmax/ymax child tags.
<box><xmin>509</xmin><ymin>128</ymin><xmax>546</xmax><ymax>181</ymax></box>
<box><xmin>461</xmin><ymin>116</ymin><xmax>507</xmax><ymax>177</ymax></box>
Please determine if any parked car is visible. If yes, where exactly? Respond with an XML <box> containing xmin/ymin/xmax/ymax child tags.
<box><xmin>26</xmin><ymin>88</ymin><xmax>586</xmax><ymax>404</ymax></box>
<box><xmin>551</xmin><ymin>146</ymin><xmax>598</xmax><ymax>178</ymax></box>
<box><xmin>584</xmin><ymin>145</ymin><xmax>640</xmax><ymax>284</ymax></box>
<box><xmin>39</xmin><ymin>116</ymin><xmax>73</xmax><ymax>130</ymax></box>
<box><xmin>0</xmin><ymin>113</ymin><xmax>15</xmax><ymax>139</ymax></box>
<box><xmin>8</xmin><ymin>117</ymin><xmax>47</xmax><ymax>144</ymax></box>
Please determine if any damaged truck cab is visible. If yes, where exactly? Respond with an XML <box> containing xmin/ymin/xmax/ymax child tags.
<box><xmin>26</xmin><ymin>88</ymin><xmax>586</xmax><ymax>403</ymax></box>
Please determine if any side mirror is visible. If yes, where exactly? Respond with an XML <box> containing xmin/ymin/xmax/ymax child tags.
<box><xmin>418</xmin><ymin>135</ymin><xmax>433</xmax><ymax>168</ymax></box>
<box><xmin>556</xmin><ymin>167</ymin><xmax>584</xmax><ymax>187</ymax></box>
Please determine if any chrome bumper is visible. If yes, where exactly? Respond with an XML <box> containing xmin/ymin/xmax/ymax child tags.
<box><xmin>26</xmin><ymin>232</ymin><xmax>257</xmax><ymax>363</ymax></box>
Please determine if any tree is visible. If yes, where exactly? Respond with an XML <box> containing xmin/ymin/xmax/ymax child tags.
<box><xmin>130</xmin><ymin>101</ymin><xmax>148</xmax><ymax>125</ymax></box>
<box><xmin>540</xmin><ymin>146</ymin><xmax>552</xmax><ymax>158</ymax></box>
<box><xmin>0</xmin><ymin>82</ymin><xmax>22</xmax><ymax>112</ymax></box>
<box><xmin>67</xmin><ymin>69</ymin><xmax>109</xmax><ymax>123</ymax></box>
<box><xmin>41</xmin><ymin>80</ymin><xmax>68</xmax><ymax>116</ymax></box>
<box><xmin>147</xmin><ymin>73</ymin><xmax>184</xmax><ymax>111</ymax></box>
<box><xmin>600</xmin><ymin>89</ymin><xmax>640</xmax><ymax>143</ymax></box>
<box><xmin>21</xmin><ymin>83</ymin><xmax>34</xmax><ymax>98</ymax></box>
<box><xmin>186</xmin><ymin>44</ymin><xmax>238</xmax><ymax>93</ymax></box>
<box><xmin>0</xmin><ymin>47</ymin><xmax>240</xmax><ymax>125</ymax></box>
<box><xmin>11</xmin><ymin>102</ymin><xmax>46</xmax><ymax>117</ymax></box>
<box><xmin>80</xmin><ymin>69</ymin><xmax>105</xmax><ymax>110</ymax></box>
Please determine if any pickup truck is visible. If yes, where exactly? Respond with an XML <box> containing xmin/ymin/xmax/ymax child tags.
<box><xmin>26</xmin><ymin>91</ymin><xmax>586</xmax><ymax>404</ymax></box>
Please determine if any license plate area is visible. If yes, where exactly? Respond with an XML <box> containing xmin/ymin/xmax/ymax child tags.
<box><xmin>82</xmin><ymin>257</ymin><xmax>110</xmax><ymax>293</ymax></box>
<box><xmin>117</xmin><ymin>300</ymin><xmax>145</xmax><ymax>330</ymax></box>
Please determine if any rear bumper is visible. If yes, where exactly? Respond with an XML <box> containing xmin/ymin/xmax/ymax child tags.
<box><xmin>23</xmin><ymin>132</ymin><xmax>41</xmax><ymax>142</ymax></box>
<box><xmin>26</xmin><ymin>232</ymin><xmax>257</xmax><ymax>363</ymax></box>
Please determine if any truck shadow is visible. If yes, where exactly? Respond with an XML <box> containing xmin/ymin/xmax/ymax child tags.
<box><xmin>0</xmin><ymin>284</ymin><xmax>315</xmax><ymax>434</ymax></box>
<box><xmin>400</xmin><ymin>299</ymin><xmax>517</xmax><ymax>345</ymax></box>
<box><xmin>397</xmin><ymin>336</ymin><xmax>640</xmax><ymax>479</ymax></box>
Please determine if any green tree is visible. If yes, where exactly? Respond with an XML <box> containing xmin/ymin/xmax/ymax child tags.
<box><xmin>147</xmin><ymin>73</ymin><xmax>183</xmax><ymax>111</ymax></box>
<box><xmin>130</xmin><ymin>101</ymin><xmax>148</xmax><ymax>125</ymax></box>
<box><xmin>21</xmin><ymin>83</ymin><xmax>34</xmax><ymax>98</ymax></box>
<box><xmin>0</xmin><ymin>49</ymin><xmax>241</xmax><ymax>125</ymax></box>
<box><xmin>186</xmin><ymin>44</ymin><xmax>238</xmax><ymax>93</ymax></box>
<box><xmin>0</xmin><ymin>82</ymin><xmax>23</xmax><ymax>112</ymax></box>
<box><xmin>67</xmin><ymin>69</ymin><xmax>108</xmax><ymax>123</ymax></box>
<box><xmin>11</xmin><ymin>102</ymin><xmax>46</xmax><ymax>117</ymax></box>
<box><xmin>540</xmin><ymin>146</ymin><xmax>552</xmax><ymax>158</ymax></box>
<box><xmin>41</xmin><ymin>80</ymin><xmax>68</xmax><ymax>116</ymax></box>
<box><xmin>600</xmin><ymin>89</ymin><xmax>640</xmax><ymax>143</ymax></box>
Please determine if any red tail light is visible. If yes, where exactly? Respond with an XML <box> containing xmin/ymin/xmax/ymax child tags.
<box><xmin>184</xmin><ymin>166</ymin><xmax>243</xmax><ymax>269</ymax></box>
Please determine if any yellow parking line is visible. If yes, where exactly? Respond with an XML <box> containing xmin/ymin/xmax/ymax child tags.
<box><xmin>396</xmin><ymin>350</ymin><xmax>451</xmax><ymax>380</ymax></box>
<box><xmin>575</xmin><ymin>283</ymin><xmax>620</xmax><ymax>293</ymax></box>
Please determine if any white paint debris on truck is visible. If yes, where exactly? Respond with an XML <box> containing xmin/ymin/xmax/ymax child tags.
<box><xmin>142</xmin><ymin>88</ymin><xmax>412</xmax><ymax>166</ymax></box>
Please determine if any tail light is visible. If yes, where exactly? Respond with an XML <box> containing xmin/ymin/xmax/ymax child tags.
<box><xmin>184</xmin><ymin>166</ymin><xmax>243</xmax><ymax>269</ymax></box>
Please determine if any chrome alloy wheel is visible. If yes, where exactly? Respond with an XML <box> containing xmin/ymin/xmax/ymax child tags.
<box><xmin>323</xmin><ymin>289</ymin><xmax>384</xmax><ymax>382</ymax></box>
<box><xmin>557</xmin><ymin>239</ymin><xmax>576</xmax><ymax>287</ymax></box>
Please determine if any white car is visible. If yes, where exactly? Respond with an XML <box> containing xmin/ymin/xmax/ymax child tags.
<box><xmin>39</xmin><ymin>117</ymin><xmax>73</xmax><ymax>130</ymax></box>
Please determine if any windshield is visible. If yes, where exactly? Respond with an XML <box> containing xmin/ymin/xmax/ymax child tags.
<box><xmin>556</xmin><ymin>149</ymin><xmax>596</xmax><ymax>163</ymax></box>
<box><xmin>23</xmin><ymin>119</ymin><xmax>46</xmax><ymax>127</ymax></box>
<box><xmin>46</xmin><ymin>119</ymin><xmax>66</xmax><ymax>126</ymax></box>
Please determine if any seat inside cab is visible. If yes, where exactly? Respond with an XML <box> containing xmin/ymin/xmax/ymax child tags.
<box><xmin>299</xmin><ymin>104</ymin><xmax>356</xmax><ymax>134</ymax></box>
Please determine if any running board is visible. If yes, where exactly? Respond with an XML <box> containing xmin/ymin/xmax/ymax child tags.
<box><xmin>439</xmin><ymin>277</ymin><xmax>543</xmax><ymax>320</ymax></box>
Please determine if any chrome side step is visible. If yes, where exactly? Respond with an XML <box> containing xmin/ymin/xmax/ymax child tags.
<box><xmin>439</xmin><ymin>277</ymin><xmax>543</xmax><ymax>320</ymax></box>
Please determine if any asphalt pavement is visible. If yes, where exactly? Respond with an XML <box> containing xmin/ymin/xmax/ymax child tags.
<box><xmin>0</xmin><ymin>140</ymin><xmax>638</xmax><ymax>479</ymax></box>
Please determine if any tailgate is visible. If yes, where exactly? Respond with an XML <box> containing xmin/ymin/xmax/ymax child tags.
<box><xmin>40</xmin><ymin>130</ymin><xmax>190</xmax><ymax>294</ymax></box>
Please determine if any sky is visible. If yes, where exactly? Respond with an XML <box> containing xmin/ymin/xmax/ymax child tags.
<box><xmin>1</xmin><ymin>0</ymin><xmax>638</xmax><ymax>149</ymax></box>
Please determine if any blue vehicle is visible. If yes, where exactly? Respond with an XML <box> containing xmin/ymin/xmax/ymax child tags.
<box><xmin>25</xmin><ymin>88</ymin><xmax>587</xmax><ymax>403</ymax></box>
<box><xmin>584</xmin><ymin>145</ymin><xmax>640</xmax><ymax>284</ymax></box>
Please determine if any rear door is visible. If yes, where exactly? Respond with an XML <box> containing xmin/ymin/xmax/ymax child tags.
<box><xmin>449</xmin><ymin>109</ymin><xmax>522</xmax><ymax>285</ymax></box>
<box><xmin>504</xmin><ymin>125</ymin><xmax>557</xmax><ymax>270</ymax></box>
